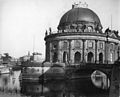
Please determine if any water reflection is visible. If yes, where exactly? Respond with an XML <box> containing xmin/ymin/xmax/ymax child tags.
<box><xmin>20</xmin><ymin>79</ymin><xmax>109</xmax><ymax>97</ymax></box>
<box><xmin>0</xmin><ymin>71</ymin><xmax>111</xmax><ymax>97</ymax></box>
<box><xmin>0</xmin><ymin>71</ymin><xmax>21</xmax><ymax>95</ymax></box>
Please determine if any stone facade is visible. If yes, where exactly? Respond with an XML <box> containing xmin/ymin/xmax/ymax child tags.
<box><xmin>44</xmin><ymin>6</ymin><xmax>120</xmax><ymax>65</ymax></box>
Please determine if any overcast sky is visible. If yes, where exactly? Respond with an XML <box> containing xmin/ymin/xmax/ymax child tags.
<box><xmin>0</xmin><ymin>0</ymin><xmax>119</xmax><ymax>58</ymax></box>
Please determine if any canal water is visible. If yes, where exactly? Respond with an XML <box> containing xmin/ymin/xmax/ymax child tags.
<box><xmin>0</xmin><ymin>70</ymin><xmax>117</xmax><ymax>97</ymax></box>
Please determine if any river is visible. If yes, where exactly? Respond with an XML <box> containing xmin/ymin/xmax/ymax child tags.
<box><xmin>0</xmin><ymin>70</ymin><xmax>117</xmax><ymax>97</ymax></box>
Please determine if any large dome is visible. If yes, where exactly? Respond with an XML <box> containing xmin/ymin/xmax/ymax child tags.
<box><xmin>58</xmin><ymin>7</ymin><xmax>102</xmax><ymax>30</ymax></box>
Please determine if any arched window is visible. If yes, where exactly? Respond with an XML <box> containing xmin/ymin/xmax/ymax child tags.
<box><xmin>52</xmin><ymin>52</ymin><xmax>57</xmax><ymax>63</ymax></box>
<box><xmin>87</xmin><ymin>52</ymin><xmax>94</xmax><ymax>63</ymax></box>
<box><xmin>99</xmin><ymin>53</ymin><xmax>103</xmax><ymax>64</ymax></box>
<box><xmin>74</xmin><ymin>52</ymin><xmax>81</xmax><ymax>64</ymax></box>
<box><xmin>63</xmin><ymin>52</ymin><xmax>68</xmax><ymax>63</ymax></box>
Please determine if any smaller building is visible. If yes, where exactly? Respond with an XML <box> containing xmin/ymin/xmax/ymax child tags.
<box><xmin>20</xmin><ymin>52</ymin><xmax>42</xmax><ymax>63</ymax></box>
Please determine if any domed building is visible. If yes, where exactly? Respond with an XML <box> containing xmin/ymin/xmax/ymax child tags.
<box><xmin>44</xmin><ymin>4</ymin><xmax>120</xmax><ymax>65</ymax></box>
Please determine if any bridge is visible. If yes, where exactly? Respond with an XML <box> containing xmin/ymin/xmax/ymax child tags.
<box><xmin>65</xmin><ymin>62</ymin><xmax>118</xmax><ymax>79</ymax></box>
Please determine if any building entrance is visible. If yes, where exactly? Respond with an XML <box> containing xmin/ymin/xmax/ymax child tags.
<box><xmin>88</xmin><ymin>52</ymin><xmax>94</xmax><ymax>63</ymax></box>
<box><xmin>74</xmin><ymin>52</ymin><xmax>81</xmax><ymax>64</ymax></box>
<box><xmin>63</xmin><ymin>52</ymin><xmax>68</xmax><ymax>63</ymax></box>
<box><xmin>99</xmin><ymin>53</ymin><xmax>103</xmax><ymax>63</ymax></box>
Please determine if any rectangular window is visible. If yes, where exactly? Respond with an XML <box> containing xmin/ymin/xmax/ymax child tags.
<box><xmin>62</xmin><ymin>41</ymin><xmax>67</xmax><ymax>50</ymax></box>
<box><xmin>99</xmin><ymin>42</ymin><xmax>103</xmax><ymax>49</ymax></box>
<box><xmin>111</xmin><ymin>44</ymin><xmax>114</xmax><ymax>50</ymax></box>
<box><xmin>88</xmin><ymin>41</ymin><xmax>93</xmax><ymax>49</ymax></box>
<box><xmin>75</xmin><ymin>40</ymin><xmax>81</xmax><ymax>49</ymax></box>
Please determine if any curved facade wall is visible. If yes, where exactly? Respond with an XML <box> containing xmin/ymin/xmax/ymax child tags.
<box><xmin>45</xmin><ymin>32</ymin><xmax>120</xmax><ymax>65</ymax></box>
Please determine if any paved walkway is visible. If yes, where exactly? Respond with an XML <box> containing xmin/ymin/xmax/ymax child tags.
<box><xmin>109</xmin><ymin>65</ymin><xmax>120</xmax><ymax>97</ymax></box>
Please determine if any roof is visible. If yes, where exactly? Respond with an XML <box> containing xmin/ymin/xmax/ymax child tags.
<box><xmin>58</xmin><ymin>7</ymin><xmax>102</xmax><ymax>28</ymax></box>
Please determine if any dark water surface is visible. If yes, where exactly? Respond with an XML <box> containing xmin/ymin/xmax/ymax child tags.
<box><xmin>0</xmin><ymin>71</ymin><xmax>111</xmax><ymax>97</ymax></box>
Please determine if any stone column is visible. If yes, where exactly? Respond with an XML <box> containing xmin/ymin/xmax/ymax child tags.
<box><xmin>105</xmin><ymin>41</ymin><xmax>109</xmax><ymax>64</ymax></box>
<box><xmin>45</xmin><ymin>41</ymin><xmax>48</xmax><ymax>62</ymax></box>
<box><xmin>118</xmin><ymin>45</ymin><xmax>120</xmax><ymax>59</ymax></box>
<box><xmin>105</xmin><ymin>41</ymin><xmax>107</xmax><ymax>63</ymax></box>
<box><xmin>116</xmin><ymin>43</ymin><xmax>119</xmax><ymax>60</ymax></box>
<box><xmin>57</xmin><ymin>41</ymin><xmax>61</xmax><ymax>63</ymax></box>
<box><xmin>49</xmin><ymin>42</ymin><xmax>52</xmax><ymax>62</ymax></box>
<box><xmin>95</xmin><ymin>40</ymin><xmax>98</xmax><ymax>63</ymax></box>
<box><xmin>82</xmin><ymin>39</ymin><xmax>86</xmax><ymax>62</ymax></box>
<box><xmin>68</xmin><ymin>40</ymin><xmax>72</xmax><ymax>65</ymax></box>
<box><xmin>45</xmin><ymin>42</ymin><xmax>47</xmax><ymax>61</ymax></box>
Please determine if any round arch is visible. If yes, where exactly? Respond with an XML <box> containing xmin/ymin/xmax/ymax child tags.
<box><xmin>87</xmin><ymin>52</ymin><xmax>94</xmax><ymax>63</ymax></box>
<box><xmin>74</xmin><ymin>52</ymin><xmax>81</xmax><ymax>64</ymax></box>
